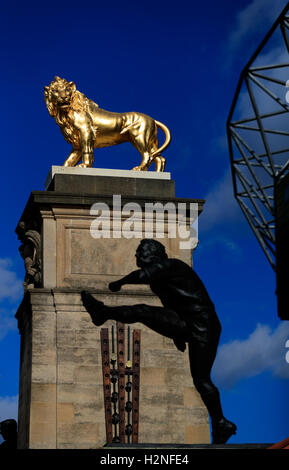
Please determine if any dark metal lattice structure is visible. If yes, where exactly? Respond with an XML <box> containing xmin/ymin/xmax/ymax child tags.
<box><xmin>227</xmin><ymin>3</ymin><xmax>289</xmax><ymax>271</ymax></box>
<box><xmin>100</xmin><ymin>323</ymin><xmax>141</xmax><ymax>444</ymax></box>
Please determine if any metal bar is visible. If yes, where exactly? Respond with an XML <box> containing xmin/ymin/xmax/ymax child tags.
<box><xmin>235</xmin><ymin>160</ymin><xmax>282</xmax><ymax>170</ymax></box>
<box><xmin>257</xmin><ymin>234</ymin><xmax>276</xmax><ymax>256</ymax></box>
<box><xmin>237</xmin><ymin>196</ymin><xmax>276</xmax><ymax>269</ymax></box>
<box><xmin>132</xmin><ymin>329</ymin><xmax>141</xmax><ymax>444</ymax></box>
<box><xmin>238</xmin><ymin>188</ymin><xmax>274</xmax><ymax>199</ymax></box>
<box><xmin>277</xmin><ymin>157</ymin><xmax>289</xmax><ymax>179</ymax></box>
<box><xmin>234</xmin><ymin>167</ymin><xmax>274</xmax><ymax>239</ymax></box>
<box><xmin>227</xmin><ymin>3</ymin><xmax>289</xmax><ymax>131</ymax></box>
<box><xmin>248</xmin><ymin>72</ymin><xmax>289</xmax><ymax>113</ymax></box>
<box><xmin>238</xmin><ymin>191</ymin><xmax>274</xmax><ymax>201</ymax></box>
<box><xmin>125</xmin><ymin>326</ymin><xmax>132</xmax><ymax>444</ymax></box>
<box><xmin>245</xmin><ymin>76</ymin><xmax>276</xmax><ymax>173</ymax></box>
<box><xmin>100</xmin><ymin>328</ymin><xmax>113</xmax><ymax>444</ymax></box>
<box><xmin>117</xmin><ymin>322</ymin><xmax>126</xmax><ymax>443</ymax></box>
<box><xmin>258</xmin><ymin>147</ymin><xmax>289</xmax><ymax>157</ymax></box>
<box><xmin>232</xmin><ymin>123</ymin><xmax>289</xmax><ymax>136</ymax></box>
<box><xmin>110</xmin><ymin>325</ymin><xmax>119</xmax><ymax>442</ymax></box>
<box><xmin>260</xmin><ymin>231</ymin><xmax>276</xmax><ymax>251</ymax></box>
<box><xmin>240</xmin><ymin>201</ymin><xmax>271</xmax><ymax>237</ymax></box>
<box><xmin>245</xmin><ymin>147</ymin><xmax>289</xmax><ymax>160</ymax></box>
<box><xmin>253</xmin><ymin>183</ymin><xmax>274</xmax><ymax>190</ymax></box>
<box><xmin>231</xmin><ymin>109</ymin><xmax>288</xmax><ymax>126</ymax></box>
<box><xmin>280</xmin><ymin>20</ymin><xmax>289</xmax><ymax>54</ymax></box>
<box><xmin>125</xmin><ymin>372</ymin><xmax>132</xmax><ymax>443</ymax></box>
<box><xmin>127</xmin><ymin>325</ymin><xmax>130</xmax><ymax>362</ymax></box>
<box><xmin>249</xmin><ymin>63</ymin><xmax>289</xmax><ymax>72</ymax></box>
<box><xmin>236</xmin><ymin>184</ymin><xmax>275</xmax><ymax>193</ymax></box>
<box><xmin>231</xmin><ymin>132</ymin><xmax>274</xmax><ymax>213</ymax></box>
<box><xmin>252</xmin><ymin>222</ymin><xmax>276</xmax><ymax>254</ymax></box>
<box><xmin>230</xmin><ymin>127</ymin><xmax>273</xmax><ymax>177</ymax></box>
<box><xmin>249</xmin><ymin>71</ymin><xmax>287</xmax><ymax>86</ymax></box>
<box><xmin>234</xmin><ymin>149</ymin><xmax>289</xmax><ymax>168</ymax></box>
<box><xmin>235</xmin><ymin>165</ymin><xmax>274</xmax><ymax>218</ymax></box>
<box><xmin>227</xmin><ymin>132</ymin><xmax>238</xmax><ymax>197</ymax></box>
<box><xmin>237</xmin><ymin>195</ymin><xmax>275</xmax><ymax>243</ymax></box>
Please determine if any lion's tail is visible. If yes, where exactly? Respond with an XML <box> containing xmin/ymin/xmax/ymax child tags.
<box><xmin>151</xmin><ymin>120</ymin><xmax>171</xmax><ymax>158</ymax></box>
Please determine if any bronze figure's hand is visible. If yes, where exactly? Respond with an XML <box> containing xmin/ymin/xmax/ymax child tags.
<box><xmin>109</xmin><ymin>281</ymin><xmax>122</xmax><ymax>292</ymax></box>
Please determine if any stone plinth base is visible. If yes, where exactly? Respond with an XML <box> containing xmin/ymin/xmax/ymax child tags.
<box><xmin>16</xmin><ymin>289</ymin><xmax>210</xmax><ymax>449</ymax></box>
<box><xmin>15</xmin><ymin>167</ymin><xmax>208</xmax><ymax>449</ymax></box>
<box><xmin>45</xmin><ymin>166</ymin><xmax>171</xmax><ymax>189</ymax></box>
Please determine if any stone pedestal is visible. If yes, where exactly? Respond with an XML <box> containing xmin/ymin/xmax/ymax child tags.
<box><xmin>15</xmin><ymin>167</ymin><xmax>209</xmax><ymax>449</ymax></box>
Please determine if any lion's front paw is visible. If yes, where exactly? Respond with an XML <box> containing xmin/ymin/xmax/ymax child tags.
<box><xmin>132</xmin><ymin>166</ymin><xmax>148</xmax><ymax>171</ymax></box>
<box><xmin>77</xmin><ymin>163</ymin><xmax>89</xmax><ymax>168</ymax></box>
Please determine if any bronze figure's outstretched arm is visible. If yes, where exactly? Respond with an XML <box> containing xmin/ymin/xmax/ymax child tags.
<box><xmin>109</xmin><ymin>269</ymin><xmax>149</xmax><ymax>292</ymax></box>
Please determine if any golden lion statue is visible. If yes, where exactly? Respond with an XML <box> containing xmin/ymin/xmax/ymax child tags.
<box><xmin>44</xmin><ymin>76</ymin><xmax>171</xmax><ymax>172</ymax></box>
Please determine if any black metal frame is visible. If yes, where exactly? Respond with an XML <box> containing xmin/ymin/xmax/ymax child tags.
<box><xmin>227</xmin><ymin>3</ymin><xmax>289</xmax><ymax>270</ymax></box>
<box><xmin>100</xmin><ymin>323</ymin><xmax>141</xmax><ymax>444</ymax></box>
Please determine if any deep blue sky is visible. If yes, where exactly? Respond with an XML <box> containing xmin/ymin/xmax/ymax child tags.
<box><xmin>1</xmin><ymin>0</ymin><xmax>289</xmax><ymax>446</ymax></box>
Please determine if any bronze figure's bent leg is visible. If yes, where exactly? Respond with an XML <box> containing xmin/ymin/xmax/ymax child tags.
<box><xmin>81</xmin><ymin>291</ymin><xmax>236</xmax><ymax>443</ymax></box>
<box><xmin>81</xmin><ymin>291</ymin><xmax>189</xmax><ymax>342</ymax></box>
<box><xmin>188</xmin><ymin>333</ymin><xmax>237</xmax><ymax>443</ymax></box>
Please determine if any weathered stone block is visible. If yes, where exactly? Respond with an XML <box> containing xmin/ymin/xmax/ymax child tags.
<box><xmin>56</xmin><ymin>329</ymin><xmax>76</xmax><ymax>348</ymax></box>
<box><xmin>185</xmin><ymin>425</ymin><xmax>210</xmax><ymax>444</ymax></box>
<box><xmin>140</xmin><ymin>385</ymin><xmax>184</xmax><ymax>407</ymax></box>
<box><xmin>30</xmin><ymin>402</ymin><xmax>57</xmax><ymax>424</ymax></box>
<box><xmin>30</xmin><ymin>423</ymin><xmax>57</xmax><ymax>449</ymax></box>
<box><xmin>57</xmin><ymin>423</ymin><xmax>98</xmax><ymax>446</ymax></box>
<box><xmin>74</xmin><ymin>365</ymin><xmax>102</xmax><ymax>384</ymax></box>
<box><xmin>75</xmin><ymin>328</ymin><xmax>99</xmax><ymax>348</ymax></box>
<box><xmin>57</xmin><ymin>347</ymin><xmax>99</xmax><ymax>365</ymax></box>
<box><xmin>141</xmin><ymin>367</ymin><xmax>166</xmax><ymax>386</ymax></box>
<box><xmin>32</xmin><ymin>327</ymin><xmax>56</xmax><ymax>350</ymax></box>
<box><xmin>184</xmin><ymin>386</ymin><xmax>204</xmax><ymax>407</ymax></box>
<box><xmin>143</xmin><ymin>349</ymin><xmax>185</xmax><ymax>368</ymax></box>
<box><xmin>31</xmin><ymin>383</ymin><xmax>56</xmax><ymax>403</ymax></box>
<box><xmin>57</xmin><ymin>383</ymin><xmax>102</xmax><ymax>406</ymax></box>
<box><xmin>57</xmin><ymin>364</ymin><xmax>74</xmax><ymax>384</ymax></box>
<box><xmin>74</xmin><ymin>403</ymin><xmax>104</xmax><ymax>424</ymax></box>
<box><xmin>31</xmin><ymin>364</ymin><xmax>57</xmax><ymax>384</ymax></box>
<box><xmin>165</xmin><ymin>367</ymin><xmax>193</xmax><ymax>388</ymax></box>
<box><xmin>32</xmin><ymin>349</ymin><xmax>56</xmax><ymax>365</ymax></box>
<box><xmin>57</xmin><ymin>403</ymin><xmax>75</xmax><ymax>424</ymax></box>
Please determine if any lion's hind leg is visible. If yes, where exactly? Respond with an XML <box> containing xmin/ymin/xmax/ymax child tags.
<box><xmin>130</xmin><ymin>119</ymin><xmax>164</xmax><ymax>171</ymax></box>
<box><xmin>132</xmin><ymin>151</ymin><xmax>150</xmax><ymax>171</ymax></box>
<box><xmin>154</xmin><ymin>155</ymin><xmax>166</xmax><ymax>172</ymax></box>
<box><xmin>63</xmin><ymin>149</ymin><xmax>81</xmax><ymax>167</ymax></box>
<box><xmin>130</xmin><ymin>137</ymin><xmax>151</xmax><ymax>171</ymax></box>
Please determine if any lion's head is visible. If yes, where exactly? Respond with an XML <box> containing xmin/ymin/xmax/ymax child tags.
<box><xmin>44</xmin><ymin>76</ymin><xmax>83</xmax><ymax>146</ymax></box>
<box><xmin>44</xmin><ymin>76</ymin><xmax>76</xmax><ymax>116</ymax></box>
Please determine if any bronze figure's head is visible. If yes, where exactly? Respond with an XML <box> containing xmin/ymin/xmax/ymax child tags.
<box><xmin>135</xmin><ymin>239</ymin><xmax>168</xmax><ymax>268</ymax></box>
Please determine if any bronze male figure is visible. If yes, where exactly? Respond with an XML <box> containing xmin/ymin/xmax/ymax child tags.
<box><xmin>81</xmin><ymin>239</ymin><xmax>236</xmax><ymax>444</ymax></box>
